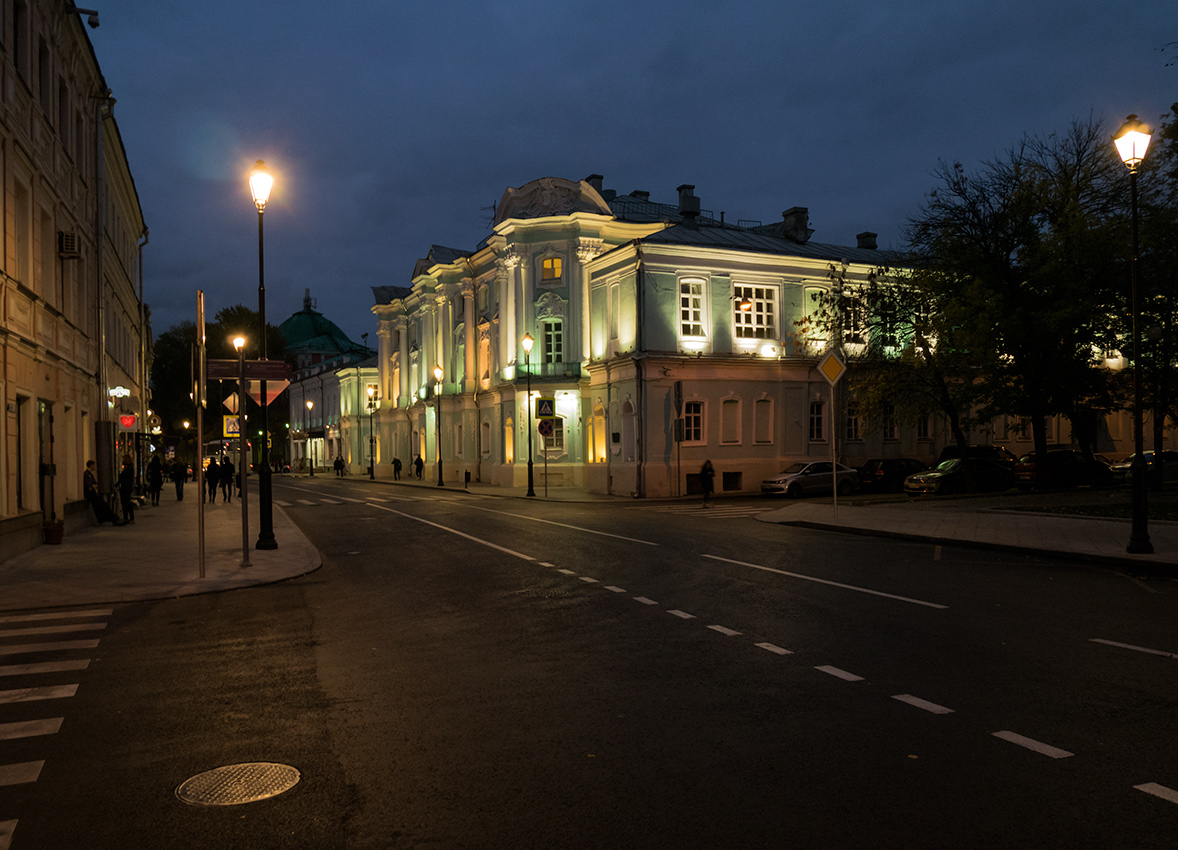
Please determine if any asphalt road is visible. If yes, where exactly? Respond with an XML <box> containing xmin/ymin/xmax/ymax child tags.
<box><xmin>4</xmin><ymin>477</ymin><xmax>1177</xmax><ymax>848</ymax></box>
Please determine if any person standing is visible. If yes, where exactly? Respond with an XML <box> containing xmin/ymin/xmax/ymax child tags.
<box><xmin>414</xmin><ymin>455</ymin><xmax>424</xmax><ymax>480</ymax></box>
<box><xmin>220</xmin><ymin>456</ymin><xmax>235</xmax><ymax>503</ymax></box>
<box><xmin>334</xmin><ymin>455</ymin><xmax>344</xmax><ymax>477</ymax></box>
<box><xmin>700</xmin><ymin>459</ymin><xmax>715</xmax><ymax>508</ymax></box>
<box><xmin>392</xmin><ymin>457</ymin><xmax>402</xmax><ymax>481</ymax></box>
<box><xmin>205</xmin><ymin>457</ymin><xmax>220</xmax><ymax>503</ymax></box>
<box><xmin>170</xmin><ymin>458</ymin><xmax>187</xmax><ymax>500</ymax></box>
<box><xmin>146</xmin><ymin>455</ymin><xmax>164</xmax><ymax>506</ymax></box>
<box><xmin>117</xmin><ymin>455</ymin><xmax>136</xmax><ymax>524</ymax></box>
<box><xmin>84</xmin><ymin>460</ymin><xmax>122</xmax><ymax>524</ymax></box>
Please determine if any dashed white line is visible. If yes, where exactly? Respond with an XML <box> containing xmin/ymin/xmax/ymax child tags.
<box><xmin>707</xmin><ymin>625</ymin><xmax>742</xmax><ymax>636</ymax></box>
<box><xmin>0</xmin><ymin>718</ymin><xmax>63</xmax><ymax>741</ymax></box>
<box><xmin>604</xmin><ymin>586</ymin><xmax>627</xmax><ymax>593</ymax></box>
<box><xmin>296</xmin><ymin>499</ymin><xmax>316</xmax><ymax>505</ymax></box>
<box><xmin>1134</xmin><ymin>782</ymin><xmax>1178</xmax><ymax>805</ymax></box>
<box><xmin>319</xmin><ymin>498</ymin><xmax>343</xmax><ymax>504</ymax></box>
<box><xmin>539</xmin><ymin>562</ymin><xmax>555</xmax><ymax>567</ymax></box>
<box><xmin>579</xmin><ymin>577</ymin><xmax>599</xmax><ymax>583</ymax></box>
<box><xmin>633</xmin><ymin>597</ymin><xmax>658</xmax><ymax>606</ymax></box>
<box><xmin>0</xmin><ymin>685</ymin><xmax>78</xmax><ymax>705</ymax></box>
<box><xmin>0</xmin><ymin>761</ymin><xmax>43</xmax><ymax>788</ymax></box>
<box><xmin>815</xmin><ymin>665</ymin><xmax>864</xmax><ymax>682</ymax></box>
<box><xmin>667</xmin><ymin>610</ymin><xmax>695</xmax><ymax>619</ymax></box>
<box><xmin>557</xmin><ymin>569</ymin><xmax>576</xmax><ymax>575</ymax></box>
<box><xmin>755</xmin><ymin>642</ymin><xmax>793</xmax><ymax>655</ymax></box>
<box><xmin>1089</xmin><ymin>638</ymin><xmax>1177</xmax><ymax>659</ymax></box>
<box><xmin>992</xmin><ymin>731</ymin><xmax>1073</xmax><ymax>759</ymax></box>
<box><xmin>892</xmin><ymin>694</ymin><xmax>954</xmax><ymax>715</ymax></box>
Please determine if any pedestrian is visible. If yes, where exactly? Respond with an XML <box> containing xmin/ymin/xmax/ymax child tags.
<box><xmin>414</xmin><ymin>455</ymin><xmax>423</xmax><ymax>480</ymax></box>
<box><xmin>700</xmin><ymin>459</ymin><xmax>715</xmax><ymax>508</ymax></box>
<box><xmin>170</xmin><ymin>458</ymin><xmax>187</xmax><ymax>500</ymax></box>
<box><xmin>392</xmin><ymin>457</ymin><xmax>402</xmax><ymax>480</ymax></box>
<box><xmin>220</xmin><ymin>456</ymin><xmax>235</xmax><ymax>503</ymax></box>
<box><xmin>84</xmin><ymin>460</ymin><xmax>122</xmax><ymax>525</ymax></box>
<box><xmin>146</xmin><ymin>455</ymin><xmax>164</xmax><ymax>506</ymax></box>
<box><xmin>206</xmin><ymin>457</ymin><xmax>220</xmax><ymax>503</ymax></box>
<box><xmin>334</xmin><ymin>455</ymin><xmax>344</xmax><ymax>477</ymax></box>
<box><xmin>117</xmin><ymin>454</ymin><xmax>136</xmax><ymax>524</ymax></box>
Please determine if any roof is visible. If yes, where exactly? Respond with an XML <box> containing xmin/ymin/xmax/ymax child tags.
<box><xmin>636</xmin><ymin>222</ymin><xmax>899</xmax><ymax>266</ymax></box>
<box><xmin>372</xmin><ymin>285</ymin><xmax>414</xmax><ymax>306</ymax></box>
<box><xmin>278</xmin><ymin>292</ymin><xmax>367</xmax><ymax>357</ymax></box>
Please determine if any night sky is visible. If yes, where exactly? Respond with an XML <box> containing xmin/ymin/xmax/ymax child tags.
<box><xmin>87</xmin><ymin>1</ymin><xmax>1175</xmax><ymax>346</ymax></box>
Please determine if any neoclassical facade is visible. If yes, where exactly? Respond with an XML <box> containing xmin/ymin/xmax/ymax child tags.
<box><xmin>1</xmin><ymin>3</ymin><xmax>147</xmax><ymax>553</ymax></box>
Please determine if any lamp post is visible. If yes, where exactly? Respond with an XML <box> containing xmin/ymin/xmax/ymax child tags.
<box><xmin>521</xmin><ymin>333</ymin><xmax>535</xmax><ymax>497</ymax></box>
<box><xmin>433</xmin><ymin>364</ymin><xmax>444</xmax><ymax>486</ymax></box>
<box><xmin>1114</xmin><ymin>114</ymin><xmax>1154</xmax><ymax>555</ymax></box>
<box><xmin>367</xmin><ymin>385</ymin><xmax>377</xmax><ymax>480</ymax></box>
<box><xmin>234</xmin><ymin>337</ymin><xmax>251</xmax><ymax>567</ymax></box>
<box><xmin>306</xmin><ymin>399</ymin><xmax>315</xmax><ymax>476</ymax></box>
<box><xmin>248</xmin><ymin>160</ymin><xmax>277</xmax><ymax>550</ymax></box>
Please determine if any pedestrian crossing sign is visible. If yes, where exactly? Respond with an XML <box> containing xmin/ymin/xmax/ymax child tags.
<box><xmin>223</xmin><ymin>415</ymin><xmax>242</xmax><ymax>437</ymax></box>
<box><xmin>536</xmin><ymin>397</ymin><xmax>556</xmax><ymax>419</ymax></box>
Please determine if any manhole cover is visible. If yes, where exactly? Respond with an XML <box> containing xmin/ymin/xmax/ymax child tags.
<box><xmin>176</xmin><ymin>762</ymin><xmax>300</xmax><ymax>806</ymax></box>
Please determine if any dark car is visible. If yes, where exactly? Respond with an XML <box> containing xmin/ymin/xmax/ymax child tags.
<box><xmin>1109</xmin><ymin>450</ymin><xmax>1178</xmax><ymax>484</ymax></box>
<box><xmin>1015</xmin><ymin>448</ymin><xmax>1114</xmax><ymax>491</ymax></box>
<box><xmin>904</xmin><ymin>458</ymin><xmax>1015</xmax><ymax>495</ymax></box>
<box><xmin>858</xmin><ymin>457</ymin><xmax>927</xmax><ymax>493</ymax></box>
<box><xmin>936</xmin><ymin>444</ymin><xmax>1019</xmax><ymax>470</ymax></box>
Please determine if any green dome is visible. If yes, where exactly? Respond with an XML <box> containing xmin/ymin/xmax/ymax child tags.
<box><xmin>279</xmin><ymin>290</ymin><xmax>364</xmax><ymax>358</ymax></box>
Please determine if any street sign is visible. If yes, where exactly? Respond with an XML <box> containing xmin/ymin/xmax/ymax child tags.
<box><xmin>223</xmin><ymin>415</ymin><xmax>242</xmax><ymax>437</ymax></box>
<box><xmin>206</xmin><ymin>359</ymin><xmax>292</xmax><ymax>381</ymax></box>
<box><xmin>537</xmin><ymin>419</ymin><xmax>555</xmax><ymax>438</ymax></box>
<box><xmin>536</xmin><ymin>397</ymin><xmax>556</xmax><ymax>419</ymax></box>
<box><xmin>818</xmin><ymin>351</ymin><xmax>847</xmax><ymax>386</ymax></box>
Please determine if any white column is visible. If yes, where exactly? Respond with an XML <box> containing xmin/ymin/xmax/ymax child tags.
<box><xmin>463</xmin><ymin>281</ymin><xmax>476</xmax><ymax>392</ymax></box>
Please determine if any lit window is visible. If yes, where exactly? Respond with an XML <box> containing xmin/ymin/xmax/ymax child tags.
<box><xmin>610</xmin><ymin>284</ymin><xmax>620</xmax><ymax>340</ymax></box>
<box><xmin>680</xmin><ymin>279</ymin><xmax>705</xmax><ymax>337</ymax></box>
<box><xmin>734</xmin><ymin>286</ymin><xmax>776</xmax><ymax>339</ymax></box>
<box><xmin>684</xmin><ymin>400</ymin><xmax>704</xmax><ymax>444</ymax></box>
<box><xmin>841</xmin><ymin>296</ymin><xmax>865</xmax><ymax>344</ymax></box>
<box><xmin>809</xmin><ymin>401</ymin><xmax>825</xmax><ymax>442</ymax></box>
<box><xmin>542</xmin><ymin>257</ymin><xmax>562</xmax><ymax>282</ymax></box>
<box><xmin>543</xmin><ymin>321</ymin><xmax>564</xmax><ymax>365</ymax></box>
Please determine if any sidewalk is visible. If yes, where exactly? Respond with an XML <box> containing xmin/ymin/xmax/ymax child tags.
<box><xmin>1</xmin><ymin>476</ymin><xmax>1175</xmax><ymax>614</ymax></box>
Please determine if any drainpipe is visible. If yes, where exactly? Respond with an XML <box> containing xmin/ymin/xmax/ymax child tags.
<box><xmin>136</xmin><ymin>227</ymin><xmax>149</xmax><ymax>494</ymax></box>
<box><xmin>634</xmin><ymin>242</ymin><xmax>646</xmax><ymax>498</ymax></box>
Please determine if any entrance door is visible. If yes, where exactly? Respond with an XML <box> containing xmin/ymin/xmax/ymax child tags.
<box><xmin>38</xmin><ymin>400</ymin><xmax>55</xmax><ymax>522</ymax></box>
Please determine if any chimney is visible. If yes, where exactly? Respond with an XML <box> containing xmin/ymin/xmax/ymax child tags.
<box><xmin>631</xmin><ymin>190</ymin><xmax>650</xmax><ymax>202</ymax></box>
<box><xmin>781</xmin><ymin>207</ymin><xmax>812</xmax><ymax>243</ymax></box>
<box><xmin>856</xmin><ymin>231</ymin><xmax>878</xmax><ymax>250</ymax></box>
<box><xmin>677</xmin><ymin>184</ymin><xmax>700</xmax><ymax>220</ymax></box>
<box><xmin>584</xmin><ymin>174</ymin><xmax>604</xmax><ymax>193</ymax></box>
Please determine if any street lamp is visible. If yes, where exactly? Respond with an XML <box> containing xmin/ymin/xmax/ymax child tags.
<box><xmin>234</xmin><ymin>336</ymin><xmax>251</xmax><ymax>567</ymax></box>
<box><xmin>249</xmin><ymin>160</ymin><xmax>277</xmax><ymax>550</ymax></box>
<box><xmin>305</xmin><ymin>399</ymin><xmax>315</xmax><ymax>476</ymax></box>
<box><xmin>521</xmin><ymin>333</ymin><xmax>535</xmax><ymax>497</ymax></box>
<box><xmin>1114</xmin><ymin>114</ymin><xmax>1154</xmax><ymax>555</ymax></box>
<box><xmin>433</xmin><ymin>364</ymin><xmax>444</xmax><ymax>486</ymax></box>
<box><xmin>367</xmin><ymin>385</ymin><xmax>377</xmax><ymax>480</ymax></box>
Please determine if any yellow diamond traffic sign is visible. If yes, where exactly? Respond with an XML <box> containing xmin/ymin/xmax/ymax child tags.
<box><xmin>818</xmin><ymin>351</ymin><xmax>846</xmax><ymax>386</ymax></box>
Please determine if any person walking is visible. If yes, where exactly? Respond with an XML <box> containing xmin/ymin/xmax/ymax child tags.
<box><xmin>205</xmin><ymin>457</ymin><xmax>220</xmax><ymax>503</ymax></box>
<box><xmin>84</xmin><ymin>460</ymin><xmax>122</xmax><ymax>524</ymax></box>
<box><xmin>146</xmin><ymin>455</ymin><xmax>164</xmax><ymax>506</ymax></box>
<box><xmin>170</xmin><ymin>458</ymin><xmax>187</xmax><ymax>501</ymax></box>
<box><xmin>414</xmin><ymin>455</ymin><xmax>424</xmax><ymax>480</ymax></box>
<box><xmin>220</xmin><ymin>456</ymin><xmax>235</xmax><ymax>503</ymax></box>
<box><xmin>392</xmin><ymin>457</ymin><xmax>402</xmax><ymax>480</ymax></box>
<box><xmin>700</xmin><ymin>459</ymin><xmax>715</xmax><ymax>508</ymax></box>
<box><xmin>117</xmin><ymin>454</ymin><xmax>136</xmax><ymax>524</ymax></box>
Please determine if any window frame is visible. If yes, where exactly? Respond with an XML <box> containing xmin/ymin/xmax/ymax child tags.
<box><xmin>679</xmin><ymin>277</ymin><xmax>707</xmax><ymax>340</ymax></box>
<box><xmin>733</xmin><ymin>284</ymin><xmax>777</xmax><ymax>340</ymax></box>
<box><xmin>683</xmin><ymin>399</ymin><xmax>706</xmax><ymax>446</ymax></box>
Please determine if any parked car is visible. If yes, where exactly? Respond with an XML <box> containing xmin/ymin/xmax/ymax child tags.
<box><xmin>1015</xmin><ymin>448</ymin><xmax>1114</xmax><ymax>491</ymax></box>
<box><xmin>936</xmin><ymin>444</ymin><xmax>1019</xmax><ymax>470</ymax></box>
<box><xmin>858</xmin><ymin>458</ymin><xmax>927</xmax><ymax>493</ymax></box>
<box><xmin>1109</xmin><ymin>450</ymin><xmax>1178</xmax><ymax>484</ymax></box>
<box><xmin>762</xmin><ymin>461</ymin><xmax>859</xmax><ymax>497</ymax></box>
<box><xmin>904</xmin><ymin>458</ymin><xmax>1014</xmax><ymax>495</ymax></box>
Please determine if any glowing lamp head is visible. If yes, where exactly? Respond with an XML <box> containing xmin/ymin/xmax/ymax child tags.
<box><xmin>233</xmin><ymin>336</ymin><xmax>246</xmax><ymax>352</ymax></box>
<box><xmin>521</xmin><ymin>333</ymin><xmax>534</xmax><ymax>355</ymax></box>
<box><xmin>183</xmin><ymin>420</ymin><xmax>190</xmax><ymax>429</ymax></box>
<box><xmin>738</xmin><ymin>296</ymin><xmax>753</xmax><ymax>312</ymax></box>
<box><xmin>306</xmin><ymin>400</ymin><xmax>314</xmax><ymax>411</ymax></box>
<box><xmin>1113</xmin><ymin>115</ymin><xmax>1152</xmax><ymax>171</ymax></box>
<box><xmin>367</xmin><ymin>385</ymin><xmax>375</xmax><ymax>400</ymax></box>
<box><xmin>249</xmin><ymin>160</ymin><xmax>273</xmax><ymax>211</ymax></box>
<box><xmin>433</xmin><ymin>365</ymin><xmax>443</xmax><ymax>383</ymax></box>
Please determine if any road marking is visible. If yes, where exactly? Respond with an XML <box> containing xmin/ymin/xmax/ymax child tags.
<box><xmin>755</xmin><ymin>642</ymin><xmax>793</xmax><ymax>655</ymax></box>
<box><xmin>0</xmin><ymin>718</ymin><xmax>63</xmax><ymax>741</ymax></box>
<box><xmin>0</xmin><ymin>761</ymin><xmax>43</xmax><ymax>787</ymax></box>
<box><xmin>815</xmin><ymin>665</ymin><xmax>864</xmax><ymax>682</ymax></box>
<box><xmin>539</xmin><ymin>562</ymin><xmax>555</xmax><ymax>567</ymax></box>
<box><xmin>701</xmin><ymin>554</ymin><xmax>948</xmax><ymax>609</ymax></box>
<box><xmin>579</xmin><ymin>576</ymin><xmax>599</xmax><ymax>583</ymax></box>
<box><xmin>0</xmin><ymin>609</ymin><xmax>112</xmax><ymax>625</ymax></box>
<box><xmin>0</xmin><ymin>623</ymin><xmax>106</xmax><ymax>638</ymax></box>
<box><xmin>0</xmin><ymin>685</ymin><xmax>78</xmax><ymax>704</ymax></box>
<box><xmin>1089</xmin><ymin>638</ymin><xmax>1177</xmax><ymax>659</ymax></box>
<box><xmin>366</xmin><ymin>503</ymin><xmax>535</xmax><ymax>561</ymax></box>
<box><xmin>707</xmin><ymin>625</ymin><xmax>741</xmax><ymax>636</ymax></box>
<box><xmin>1134</xmin><ymin>783</ymin><xmax>1178</xmax><ymax>805</ymax></box>
<box><xmin>0</xmin><ymin>640</ymin><xmax>100</xmax><ymax>656</ymax></box>
<box><xmin>604</xmin><ymin>586</ymin><xmax>627</xmax><ymax>593</ymax></box>
<box><xmin>892</xmin><ymin>694</ymin><xmax>954</xmax><ymax>714</ymax></box>
<box><xmin>557</xmin><ymin>569</ymin><xmax>576</xmax><ymax>575</ymax></box>
<box><xmin>274</xmin><ymin>500</ymin><xmax>294</xmax><ymax>507</ymax></box>
<box><xmin>0</xmin><ymin>819</ymin><xmax>13</xmax><ymax>850</ymax></box>
<box><xmin>296</xmin><ymin>499</ymin><xmax>316</xmax><ymax>505</ymax></box>
<box><xmin>0</xmin><ymin>660</ymin><xmax>90</xmax><ymax>677</ymax></box>
<box><xmin>633</xmin><ymin>597</ymin><xmax>658</xmax><ymax>606</ymax></box>
<box><xmin>319</xmin><ymin>498</ymin><xmax>343</xmax><ymax>504</ymax></box>
<box><xmin>461</xmin><ymin>504</ymin><xmax>659</xmax><ymax>546</ymax></box>
<box><xmin>992</xmin><ymin>731</ymin><xmax>1073</xmax><ymax>759</ymax></box>
<box><xmin>667</xmin><ymin>610</ymin><xmax>695</xmax><ymax>619</ymax></box>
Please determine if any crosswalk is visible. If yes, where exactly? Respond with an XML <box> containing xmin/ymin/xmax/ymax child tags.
<box><xmin>275</xmin><ymin>493</ymin><xmax>471</xmax><ymax>508</ymax></box>
<box><xmin>634</xmin><ymin>503</ymin><xmax>772</xmax><ymax>520</ymax></box>
<box><xmin>0</xmin><ymin>608</ymin><xmax>112</xmax><ymax>850</ymax></box>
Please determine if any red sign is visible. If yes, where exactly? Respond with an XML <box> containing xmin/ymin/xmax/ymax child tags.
<box><xmin>119</xmin><ymin>414</ymin><xmax>138</xmax><ymax>429</ymax></box>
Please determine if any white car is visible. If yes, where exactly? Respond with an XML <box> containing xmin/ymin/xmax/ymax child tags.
<box><xmin>762</xmin><ymin>461</ymin><xmax>859</xmax><ymax>497</ymax></box>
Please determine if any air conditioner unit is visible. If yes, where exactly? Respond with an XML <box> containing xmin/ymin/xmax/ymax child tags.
<box><xmin>58</xmin><ymin>231</ymin><xmax>81</xmax><ymax>259</ymax></box>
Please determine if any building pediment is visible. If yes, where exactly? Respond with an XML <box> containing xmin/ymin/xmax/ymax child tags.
<box><xmin>494</xmin><ymin>177</ymin><xmax>613</xmax><ymax>225</ymax></box>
